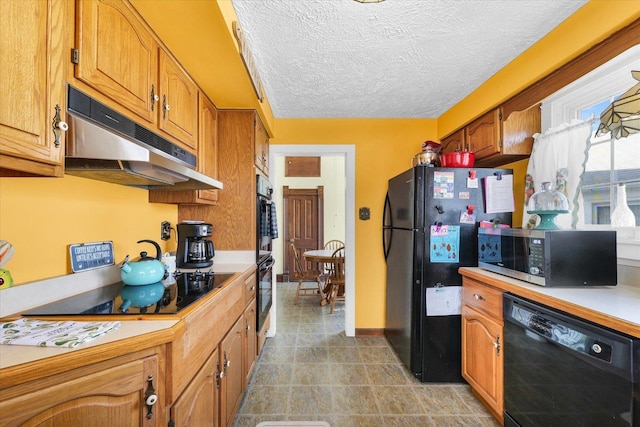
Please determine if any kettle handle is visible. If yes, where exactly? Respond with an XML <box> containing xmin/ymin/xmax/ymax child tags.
<box><xmin>137</xmin><ymin>239</ymin><xmax>162</xmax><ymax>261</ymax></box>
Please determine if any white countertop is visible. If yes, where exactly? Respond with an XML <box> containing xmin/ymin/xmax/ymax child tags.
<box><xmin>461</xmin><ymin>267</ymin><xmax>640</xmax><ymax>336</ymax></box>
<box><xmin>0</xmin><ymin>319</ymin><xmax>178</xmax><ymax>370</ymax></box>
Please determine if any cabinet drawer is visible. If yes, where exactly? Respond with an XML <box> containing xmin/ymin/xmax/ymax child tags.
<box><xmin>463</xmin><ymin>278</ymin><xmax>502</xmax><ymax>319</ymax></box>
<box><xmin>244</xmin><ymin>271</ymin><xmax>257</xmax><ymax>307</ymax></box>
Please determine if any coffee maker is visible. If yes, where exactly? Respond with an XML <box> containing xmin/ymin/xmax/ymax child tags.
<box><xmin>176</xmin><ymin>222</ymin><xmax>215</xmax><ymax>268</ymax></box>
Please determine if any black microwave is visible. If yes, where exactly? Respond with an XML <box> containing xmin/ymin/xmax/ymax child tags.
<box><xmin>478</xmin><ymin>228</ymin><xmax>617</xmax><ymax>287</ymax></box>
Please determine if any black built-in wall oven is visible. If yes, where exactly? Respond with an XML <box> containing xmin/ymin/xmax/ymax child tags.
<box><xmin>256</xmin><ymin>175</ymin><xmax>274</xmax><ymax>331</ymax></box>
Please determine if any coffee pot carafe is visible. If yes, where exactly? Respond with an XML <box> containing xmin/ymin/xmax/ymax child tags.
<box><xmin>176</xmin><ymin>222</ymin><xmax>215</xmax><ymax>268</ymax></box>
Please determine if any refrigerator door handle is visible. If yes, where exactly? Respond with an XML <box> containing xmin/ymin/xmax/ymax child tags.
<box><xmin>383</xmin><ymin>193</ymin><xmax>392</xmax><ymax>260</ymax></box>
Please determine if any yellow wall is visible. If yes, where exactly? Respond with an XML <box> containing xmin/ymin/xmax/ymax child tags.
<box><xmin>0</xmin><ymin>176</ymin><xmax>177</xmax><ymax>284</ymax></box>
<box><xmin>272</xmin><ymin>118</ymin><xmax>437</xmax><ymax>328</ymax></box>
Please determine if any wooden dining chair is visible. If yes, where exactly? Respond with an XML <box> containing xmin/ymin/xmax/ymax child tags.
<box><xmin>326</xmin><ymin>247</ymin><xmax>345</xmax><ymax>314</ymax></box>
<box><xmin>290</xmin><ymin>242</ymin><xmax>323</xmax><ymax>305</ymax></box>
<box><xmin>323</xmin><ymin>240</ymin><xmax>344</xmax><ymax>251</ymax></box>
<box><xmin>320</xmin><ymin>240</ymin><xmax>344</xmax><ymax>280</ymax></box>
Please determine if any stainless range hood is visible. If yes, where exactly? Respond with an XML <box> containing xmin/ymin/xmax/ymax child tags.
<box><xmin>65</xmin><ymin>86</ymin><xmax>223</xmax><ymax>191</ymax></box>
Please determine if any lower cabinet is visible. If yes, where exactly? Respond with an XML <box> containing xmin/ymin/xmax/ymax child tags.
<box><xmin>461</xmin><ymin>277</ymin><xmax>504</xmax><ymax>424</ymax></box>
<box><xmin>220</xmin><ymin>316</ymin><xmax>244</xmax><ymax>427</ymax></box>
<box><xmin>0</xmin><ymin>347</ymin><xmax>164</xmax><ymax>427</ymax></box>
<box><xmin>171</xmin><ymin>348</ymin><xmax>220</xmax><ymax>427</ymax></box>
<box><xmin>0</xmin><ymin>268</ymin><xmax>263</xmax><ymax>427</ymax></box>
<box><xmin>243</xmin><ymin>301</ymin><xmax>258</xmax><ymax>387</ymax></box>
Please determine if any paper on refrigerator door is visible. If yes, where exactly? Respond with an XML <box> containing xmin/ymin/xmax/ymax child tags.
<box><xmin>426</xmin><ymin>286</ymin><xmax>462</xmax><ymax>316</ymax></box>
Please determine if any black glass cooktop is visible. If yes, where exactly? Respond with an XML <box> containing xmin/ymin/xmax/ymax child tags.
<box><xmin>22</xmin><ymin>272</ymin><xmax>235</xmax><ymax>316</ymax></box>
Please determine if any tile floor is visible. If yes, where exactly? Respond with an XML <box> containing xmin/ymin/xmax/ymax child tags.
<box><xmin>232</xmin><ymin>281</ymin><xmax>500</xmax><ymax>427</ymax></box>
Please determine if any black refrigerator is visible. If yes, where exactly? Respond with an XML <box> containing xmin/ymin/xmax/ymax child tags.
<box><xmin>383</xmin><ymin>166</ymin><xmax>512</xmax><ymax>382</ymax></box>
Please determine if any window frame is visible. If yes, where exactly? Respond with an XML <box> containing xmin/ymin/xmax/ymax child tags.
<box><xmin>540</xmin><ymin>44</ymin><xmax>640</xmax><ymax>264</ymax></box>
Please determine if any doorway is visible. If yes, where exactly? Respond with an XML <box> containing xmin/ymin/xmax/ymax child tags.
<box><xmin>269</xmin><ymin>145</ymin><xmax>356</xmax><ymax>337</ymax></box>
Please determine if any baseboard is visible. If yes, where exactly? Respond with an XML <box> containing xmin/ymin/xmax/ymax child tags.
<box><xmin>355</xmin><ymin>328</ymin><xmax>385</xmax><ymax>337</ymax></box>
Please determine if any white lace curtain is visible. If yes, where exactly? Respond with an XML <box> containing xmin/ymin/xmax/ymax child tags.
<box><xmin>523</xmin><ymin>118</ymin><xmax>594</xmax><ymax>229</ymax></box>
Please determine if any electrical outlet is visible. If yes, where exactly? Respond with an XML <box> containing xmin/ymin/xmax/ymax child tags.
<box><xmin>161</xmin><ymin>221</ymin><xmax>171</xmax><ymax>241</ymax></box>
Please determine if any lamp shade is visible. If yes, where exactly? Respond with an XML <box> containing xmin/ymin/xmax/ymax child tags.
<box><xmin>596</xmin><ymin>70</ymin><xmax>640</xmax><ymax>138</ymax></box>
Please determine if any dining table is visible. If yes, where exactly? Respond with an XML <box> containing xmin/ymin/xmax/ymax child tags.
<box><xmin>302</xmin><ymin>249</ymin><xmax>337</xmax><ymax>264</ymax></box>
<box><xmin>303</xmin><ymin>249</ymin><xmax>344</xmax><ymax>306</ymax></box>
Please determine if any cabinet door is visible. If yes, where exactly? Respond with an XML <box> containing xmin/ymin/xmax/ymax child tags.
<box><xmin>462</xmin><ymin>304</ymin><xmax>503</xmax><ymax>420</ymax></box>
<box><xmin>0</xmin><ymin>354</ymin><xmax>161</xmax><ymax>426</ymax></box>
<box><xmin>171</xmin><ymin>348</ymin><xmax>219</xmax><ymax>427</ymax></box>
<box><xmin>0</xmin><ymin>0</ymin><xmax>67</xmax><ymax>177</ymax></box>
<box><xmin>243</xmin><ymin>302</ymin><xmax>258</xmax><ymax>387</ymax></box>
<box><xmin>219</xmin><ymin>317</ymin><xmax>244</xmax><ymax>427</ymax></box>
<box><xmin>254</xmin><ymin>114</ymin><xmax>269</xmax><ymax>176</ymax></box>
<box><xmin>502</xmin><ymin>103</ymin><xmax>540</xmax><ymax>155</ymax></box>
<box><xmin>465</xmin><ymin>109</ymin><xmax>502</xmax><ymax>160</ymax></box>
<box><xmin>75</xmin><ymin>0</ymin><xmax>157</xmax><ymax>124</ymax></box>
<box><xmin>147</xmin><ymin>92</ymin><xmax>217</xmax><ymax>205</ymax></box>
<box><xmin>158</xmin><ymin>48</ymin><xmax>198</xmax><ymax>152</ymax></box>
<box><xmin>196</xmin><ymin>92</ymin><xmax>219</xmax><ymax>202</ymax></box>
<box><xmin>441</xmin><ymin>128</ymin><xmax>466</xmax><ymax>154</ymax></box>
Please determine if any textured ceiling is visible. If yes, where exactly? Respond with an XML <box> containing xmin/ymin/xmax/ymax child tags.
<box><xmin>231</xmin><ymin>0</ymin><xmax>588</xmax><ymax>119</ymax></box>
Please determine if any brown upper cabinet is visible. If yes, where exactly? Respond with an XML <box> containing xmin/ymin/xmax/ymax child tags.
<box><xmin>149</xmin><ymin>92</ymin><xmax>219</xmax><ymax>204</ymax></box>
<box><xmin>466</xmin><ymin>109</ymin><xmax>504</xmax><ymax>161</ymax></box>
<box><xmin>180</xmin><ymin>110</ymin><xmax>262</xmax><ymax>250</ymax></box>
<box><xmin>74</xmin><ymin>0</ymin><xmax>197</xmax><ymax>154</ymax></box>
<box><xmin>440</xmin><ymin>129</ymin><xmax>465</xmax><ymax>154</ymax></box>
<box><xmin>0</xmin><ymin>0</ymin><xmax>72</xmax><ymax>177</ymax></box>
<box><xmin>441</xmin><ymin>103</ymin><xmax>541</xmax><ymax>167</ymax></box>
<box><xmin>254</xmin><ymin>115</ymin><xmax>270</xmax><ymax>177</ymax></box>
<box><xmin>157</xmin><ymin>48</ymin><xmax>198</xmax><ymax>150</ymax></box>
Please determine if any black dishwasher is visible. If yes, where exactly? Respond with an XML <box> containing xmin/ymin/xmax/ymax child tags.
<box><xmin>503</xmin><ymin>293</ymin><xmax>639</xmax><ymax>427</ymax></box>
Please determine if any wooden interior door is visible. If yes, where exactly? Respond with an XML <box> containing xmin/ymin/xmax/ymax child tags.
<box><xmin>281</xmin><ymin>186</ymin><xmax>324</xmax><ymax>281</ymax></box>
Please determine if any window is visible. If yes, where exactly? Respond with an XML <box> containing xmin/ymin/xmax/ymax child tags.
<box><xmin>541</xmin><ymin>44</ymin><xmax>640</xmax><ymax>237</ymax></box>
<box><xmin>579</xmin><ymin>98</ymin><xmax>640</xmax><ymax>227</ymax></box>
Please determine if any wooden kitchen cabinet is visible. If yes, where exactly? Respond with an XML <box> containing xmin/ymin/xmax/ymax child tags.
<box><xmin>0</xmin><ymin>0</ymin><xmax>71</xmax><ymax>177</ymax></box>
<box><xmin>0</xmin><ymin>346</ymin><xmax>165</xmax><ymax>427</ymax></box>
<box><xmin>465</xmin><ymin>109</ymin><xmax>503</xmax><ymax>161</ymax></box>
<box><xmin>167</xmin><ymin>268</ymin><xmax>256</xmax><ymax>427</ymax></box>
<box><xmin>157</xmin><ymin>48</ymin><xmax>198</xmax><ymax>150</ymax></box>
<box><xmin>149</xmin><ymin>91</ymin><xmax>219</xmax><ymax>204</ymax></box>
<box><xmin>440</xmin><ymin>128</ymin><xmax>466</xmax><ymax>154</ymax></box>
<box><xmin>74</xmin><ymin>0</ymin><xmax>197</xmax><ymax>155</ymax></box>
<box><xmin>254</xmin><ymin>114</ymin><xmax>270</xmax><ymax>176</ymax></box>
<box><xmin>243</xmin><ymin>271</ymin><xmax>258</xmax><ymax>386</ymax></box>
<box><xmin>443</xmin><ymin>102</ymin><xmax>540</xmax><ymax>167</ymax></box>
<box><xmin>172</xmin><ymin>316</ymin><xmax>245</xmax><ymax>427</ymax></box>
<box><xmin>171</xmin><ymin>348</ymin><xmax>220</xmax><ymax>427</ymax></box>
<box><xmin>220</xmin><ymin>316</ymin><xmax>244</xmax><ymax>427</ymax></box>
<box><xmin>243</xmin><ymin>304</ymin><xmax>257</xmax><ymax>386</ymax></box>
<box><xmin>461</xmin><ymin>277</ymin><xmax>504</xmax><ymax>424</ymax></box>
<box><xmin>75</xmin><ymin>0</ymin><xmax>158</xmax><ymax>125</ymax></box>
<box><xmin>180</xmin><ymin>109</ymin><xmax>261</xmax><ymax>250</ymax></box>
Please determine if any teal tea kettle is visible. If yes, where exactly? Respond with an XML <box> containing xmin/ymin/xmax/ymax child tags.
<box><xmin>119</xmin><ymin>240</ymin><xmax>167</xmax><ymax>285</ymax></box>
